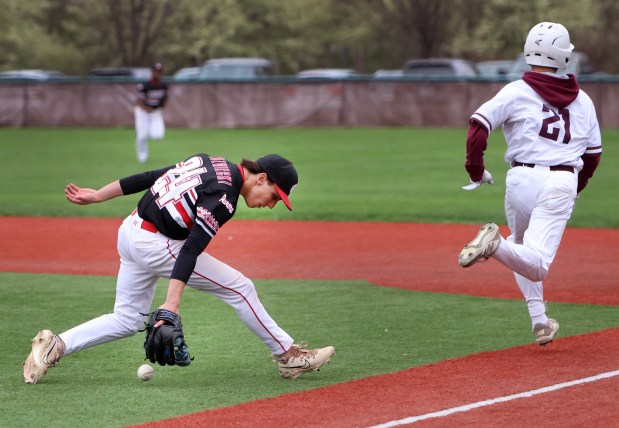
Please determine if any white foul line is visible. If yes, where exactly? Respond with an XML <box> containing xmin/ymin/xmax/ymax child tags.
<box><xmin>370</xmin><ymin>369</ymin><xmax>619</xmax><ymax>427</ymax></box>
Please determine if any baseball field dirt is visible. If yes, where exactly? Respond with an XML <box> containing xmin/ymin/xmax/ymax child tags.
<box><xmin>2</xmin><ymin>217</ymin><xmax>617</xmax><ymax>305</ymax></box>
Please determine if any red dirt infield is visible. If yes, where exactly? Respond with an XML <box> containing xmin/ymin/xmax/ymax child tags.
<box><xmin>2</xmin><ymin>217</ymin><xmax>618</xmax><ymax>427</ymax></box>
<box><xmin>2</xmin><ymin>217</ymin><xmax>617</xmax><ymax>305</ymax></box>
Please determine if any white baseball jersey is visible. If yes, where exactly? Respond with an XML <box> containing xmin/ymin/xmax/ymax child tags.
<box><xmin>471</xmin><ymin>75</ymin><xmax>602</xmax><ymax>170</ymax></box>
<box><xmin>465</xmin><ymin>70</ymin><xmax>603</xmax><ymax>332</ymax></box>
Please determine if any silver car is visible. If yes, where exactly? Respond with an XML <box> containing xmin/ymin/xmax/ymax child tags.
<box><xmin>199</xmin><ymin>58</ymin><xmax>276</xmax><ymax>80</ymax></box>
<box><xmin>403</xmin><ymin>58</ymin><xmax>479</xmax><ymax>78</ymax></box>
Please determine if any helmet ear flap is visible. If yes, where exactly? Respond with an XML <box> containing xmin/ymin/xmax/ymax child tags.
<box><xmin>524</xmin><ymin>22</ymin><xmax>574</xmax><ymax>70</ymax></box>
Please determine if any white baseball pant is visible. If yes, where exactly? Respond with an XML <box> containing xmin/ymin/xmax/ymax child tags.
<box><xmin>493</xmin><ymin>165</ymin><xmax>577</xmax><ymax>321</ymax></box>
<box><xmin>134</xmin><ymin>107</ymin><xmax>165</xmax><ymax>163</ymax></box>
<box><xmin>59</xmin><ymin>211</ymin><xmax>294</xmax><ymax>356</ymax></box>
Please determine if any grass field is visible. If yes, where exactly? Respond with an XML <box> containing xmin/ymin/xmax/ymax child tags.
<box><xmin>1</xmin><ymin>128</ymin><xmax>618</xmax><ymax>427</ymax></box>
<box><xmin>3</xmin><ymin>274</ymin><xmax>619</xmax><ymax>427</ymax></box>
<box><xmin>1</xmin><ymin>127</ymin><xmax>617</xmax><ymax>226</ymax></box>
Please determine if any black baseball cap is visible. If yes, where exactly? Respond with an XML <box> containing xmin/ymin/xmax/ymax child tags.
<box><xmin>256</xmin><ymin>154</ymin><xmax>298</xmax><ymax>211</ymax></box>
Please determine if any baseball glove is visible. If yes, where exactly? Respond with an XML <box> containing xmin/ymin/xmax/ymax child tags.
<box><xmin>143</xmin><ymin>309</ymin><xmax>192</xmax><ymax>366</ymax></box>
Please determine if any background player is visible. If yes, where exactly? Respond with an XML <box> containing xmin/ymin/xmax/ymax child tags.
<box><xmin>134</xmin><ymin>62</ymin><xmax>168</xmax><ymax>163</ymax></box>
<box><xmin>23</xmin><ymin>153</ymin><xmax>335</xmax><ymax>384</ymax></box>
<box><xmin>457</xmin><ymin>22</ymin><xmax>602</xmax><ymax>345</ymax></box>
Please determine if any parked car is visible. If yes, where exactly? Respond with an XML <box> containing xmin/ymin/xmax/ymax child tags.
<box><xmin>198</xmin><ymin>58</ymin><xmax>276</xmax><ymax>80</ymax></box>
<box><xmin>403</xmin><ymin>58</ymin><xmax>479</xmax><ymax>77</ymax></box>
<box><xmin>506</xmin><ymin>52</ymin><xmax>595</xmax><ymax>80</ymax></box>
<box><xmin>88</xmin><ymin>67</ymin><xmax>152</xmax><ymax>81</ymax></box>
<box><xmin>296</xmin><ymin>68</ymin><xmax>361</xmax><ymax>79</ymax></box>
<box><xmin>0</xmin><ymin>69</ymin><xmax>67</xmax><ymax>81</ymax></box>
<box><xmin>476</xmin><ymin>60</ymin><xmax>513</xmax><ymax>78</ymax></box>
<box><xmin>172</xmin><ymin>67</ymin><xmax>201</xmax><ymax>81</ymax></box>
<box><xmin>373</xmin><ymin>69</ymin><xmax>405</xmax><ymax>79</ymax></box>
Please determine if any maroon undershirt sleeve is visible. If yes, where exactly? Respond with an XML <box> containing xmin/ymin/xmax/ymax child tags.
<box><xmin>464</xmin><ymin>120</ymin><xmax>489</xmax><ymax>182</ymax></box>
<box><xmin>577</xmin><ymin>154</ymin><xmax>601</xmax><ymax>193</ymax></box>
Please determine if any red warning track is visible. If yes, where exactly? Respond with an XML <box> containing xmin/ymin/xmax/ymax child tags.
<box><xmin>1</xmin><ymin>217</ymin><xmax>617</xmax><ymax>305</ymax></box>
<box><xmin>2</xmin><ymin>217</ymin><xmax>618</xmax><ymax>427</ymax></box>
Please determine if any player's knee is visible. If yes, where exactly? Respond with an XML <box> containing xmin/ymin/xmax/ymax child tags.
<box><xmin>228</xmin><ymin>276</ymin><xmax>256</xmax><ymax>303</ymax></box>
<box><xmin>243</xmin><ymin>276</ymin><xmax>256</xmax><ymax>291</ymax></box>
<box><xmin>113</xmin><ymin>312</ymin><xmax>146</xmax><ymax>336</ymax></box>
<box><xmin>528</xmin><ymin>266</ymin><xmax>549</xmax><ymax>282</ymax></box>
<box><xmin>232</xmin><ymin>275</ymin><xmax>255</xmax><ymax>294</ymax></box>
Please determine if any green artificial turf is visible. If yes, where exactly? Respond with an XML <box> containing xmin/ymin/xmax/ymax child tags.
<box><xmin>0</xmin><ymin>127</ymin><xmax>617</xmax><ymax>226</ymax></box>
<box><xmin>2</xmin><ymin>272</ymin><xmax>618</xmax><ymax>427</ymax></box>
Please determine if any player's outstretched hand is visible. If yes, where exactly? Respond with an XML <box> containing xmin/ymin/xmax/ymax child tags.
<box><xmin>154</xmin><ymin>302</ymin><xmax>181</xmax><ymax>328</ymax></box>
<box><xmin>143</xmin><ymin>309</ymin><xmax>192</xmax><ymax>367</ymax></box>
<box><xmin>462</xmin><ymin>169</ymin><xmax>494</xmax><ymax>191</ymax></box>
<box><xmin>65</xmin><ymin>183</ymin><xmax>99</xmax><ymax>205</ymax></box>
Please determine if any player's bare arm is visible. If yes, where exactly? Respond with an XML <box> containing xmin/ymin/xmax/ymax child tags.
<box><xmin>65</xmin><ymin>180</ymin><xmax>124</xmax><ymax>205</ymax></box>
<box><xmin>155</xmin><ymin>278</ymin><xmax>187</xmax><ymax>327</ymax></box>
<box><xmin>162</xmin><ymin>279</ymin><xmax>186</xmax><ymax>313</ymax></box>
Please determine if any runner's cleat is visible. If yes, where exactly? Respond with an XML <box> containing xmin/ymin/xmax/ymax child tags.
<box><xmin>458</xmin><ymin>223</ymin><xmax>501</xmax><ymax>267</ymax></box>
<box><xmin>533</xmin><ymin>318</ymin><xmax>559</xmax><ymax>346</ymax></box>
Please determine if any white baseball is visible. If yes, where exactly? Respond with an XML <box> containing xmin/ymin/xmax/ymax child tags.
<box><xmin>137</xmin><ymin>364</ymin><xmax>154</xmax><ymax>381</ymax></box>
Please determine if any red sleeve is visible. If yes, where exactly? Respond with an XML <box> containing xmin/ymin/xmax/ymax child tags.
<box><xmin>465</xmin><ymin>120</ymin><xmax>489</xmax><ymax>182</ymax></box>
<box><xmin>577</xmin><ymin>153</ymin><xmax>601</xmax><ymax>193</ymax></box>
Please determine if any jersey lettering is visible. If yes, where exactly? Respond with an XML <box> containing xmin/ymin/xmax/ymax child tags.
<box><xmin>209</xmin><ymin>156</ymin><xmax>233</xmax><ymax>186</ymax></box>
<box><xmin>152</xmin><ymin>156</ymin><xmax>207</xmax><ymax>209</ymax></box>
<box><xmin>539</xmin><ymin>105</ymin><xmax>571</xmax><ymax>144</ymax></box>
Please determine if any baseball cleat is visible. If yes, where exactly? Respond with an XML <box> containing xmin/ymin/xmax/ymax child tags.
<box><xmin>533</xmin><ymin>318</ymin><xmax>559</xmax><ymax>346</ymax></box>
<box><xmin>23</xmin><ymin>330</ymin><xmax>65</xmax><ymax>384</ymax></box>
<box><xmin>275</xmin><ymin>343</ymin><xmax>335</xmax><ymax>379</ymax></box>
<box><xmin>458</xmin><ymin>222</ymin><xmax>501</xmax><ymax>267</ymax></box>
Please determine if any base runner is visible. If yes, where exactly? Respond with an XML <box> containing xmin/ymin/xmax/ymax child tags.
<box><xmin>458</xmin><ymin>22</ymin><xmax>602</xmax><ymax>345</ymax></box>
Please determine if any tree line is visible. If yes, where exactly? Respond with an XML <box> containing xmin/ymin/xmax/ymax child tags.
<box><xmin>1</xmin><ymin>0</ymin><xmax>617</xmax><ymax>75</ymax></box>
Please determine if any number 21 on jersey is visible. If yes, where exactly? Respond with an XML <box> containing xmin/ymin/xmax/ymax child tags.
<box><xmin>539</xmin><ymin>104</ymin><xmax>571</xmax><ymax>144</ymax></box>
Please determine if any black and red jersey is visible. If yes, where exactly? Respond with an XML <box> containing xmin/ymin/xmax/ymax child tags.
<box><xmin>137</xmin><ymin>80</ymin><xmax>168</xmax><ymax>109</ymax></box>
<box><xmin>119</xmin><ymin>154</ymin><xmax>242</xmax><ymax>282</ymax></box>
